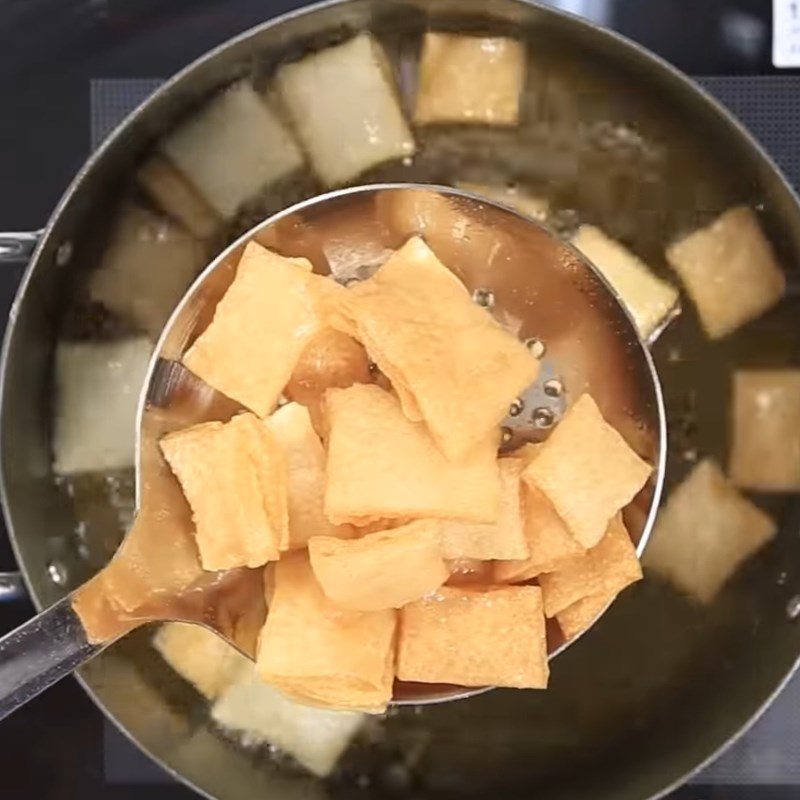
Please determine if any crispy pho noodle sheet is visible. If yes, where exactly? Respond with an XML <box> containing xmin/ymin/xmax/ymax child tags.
<box><xmin>414</xmin><ymin>34</ymin><xmax>526</xmax><ymax>126</ymax></box>
<box><xmin>397</xmin><ymin>586</ymin><xmax>548</xmax><ymax>688</ymax></box>
<box><xmin>268</xmin><ymin>402</ymin><xmax>354</xmax><ymax>549</ymax></box>
<box><xmin>210</xmin><ymin>679</ymin><xmax>365</xmax><ymax>778</ymax></box>
<box><xmin>309</xmin><ymin>519</ymin><xmax>448</xmax><ymax>610</ymax></box>
<box><xmin>136</xmin><ymin>155</ymin><xmax>222</xmax><ymax>240</ymax></box>
<box><xmin>495</xmin><ymin>445</ymin><xmax>584</xmax><ymax>583</ymax></box>
<box><xmin>494</xmin><ymin>483</ymin><xmax>584</xmax><ymax>582</ymax></box>
<box><xmin>524</xmin><ymin>394</ymin><xmax>652</xmax><ymax>548</ymax></box>
<box><xmin>183</xmin><ymin>242</ymin><xmax>321</xmax><ymax>417</ymax></box>
<box><xmin>336</xmin><ymin>237</ymin><xmax>538</xmax><ymax>460</ymax></box>
<box><xmin>572</xmin><ymin>225</ymin><xmax>679</xmax><ymax>341</ymax></box>
<box><xmin>729</xmin><ymin>369</ymin><xmax>800</xmax><ymax>492</ymax></box>
<box><xmin>439</xmin><ymin>458</ymin><xmax>529</xmax><ymax>561</ymax></box>
<box><xmin>256</xmin><ymin>553</ymin><xmax>396</xmax><ymax>713</ymax></box>
<box><xmin>643</xmin><ymin>459</ymin><xmax>777</xmax><ymax>604</ymax></box>
<box><xmin>160</xmin><ymin>413</ymin><xmax>287</xmax><ymax>570</ymax></box>
<box><xmin>157</xmin><ymin>81</ymin><xmax>302</xmax><ymax>220</ymax></box>
<box><xmin>556</xmin><ymin>592</ymin><xmax>615</xmax><ymax>641</ymax></box>
<box><xmin>285</xmin><ymin>326</ymin><xmax>372</xmax><ymax>434</ymax></box>
<box><xmin>324</xmin><ymin>384</ymin><xmax>501</xmax><ymax>524</ymax></box>
<box><xmin>665</xmin><ymin>206</ymin><xmax>785</xmax><ymax>340</ymax></box>
<box><xmin>538</xmin><ymin>514</ymin><xmax>642</xmax><ymax>618</ymax></box>
<box><xmin>274</xmin><ymin>34</ymin><xmax>415</xmax><ymax>187</ymax></box>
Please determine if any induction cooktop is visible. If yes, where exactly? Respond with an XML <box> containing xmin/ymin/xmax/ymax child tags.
<box><xmin>1</xmin><ymin>1</ymin><xmax>799</xmax><ymax>797</ymax></box>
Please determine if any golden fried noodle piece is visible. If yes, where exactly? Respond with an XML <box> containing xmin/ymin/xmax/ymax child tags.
<box><xmin>256</xmin><ymin>553</ymin><xmax>396</xmax><ymax>713</ymax></box>
<box><xmin>439</xmin><ymin>459</ymin><xmax>529</xmax><ymax>561</ymax></box>
<box><xmin>337</xmin><ymin>236</ymin><xmax>538</xmax><ymax>461</ymax></box>
<box><xmin>666</xmin><ymin>206</ymin><xmax>785</xmax><ymax>340</ymax></box>
<box><xmin>183</xmin><ymin>242</ymin><xmax>321</xmax><ymax>417</ymax></box>
<box><xmin>53</xmin><ymin>337</ymin><xmax>153</xmax><ymax>475</ymax></box>
<box><xmin>397</xmin><ymin>585</ymin><xmax>548</xmax><ymax>688</ymax></box>
<box><xmin>136</xmin><ymin>155</ymin><xmax>222</xmax><ymax>240</ymax></box>
<box><xmin>495</xmin><ymin>444</ymin><xmax>584</xmax><ymax>582</ymax></box>
<box><xmin>268</xmin><ymin>402</ymin><xmax>354</xmax><ymax>549</ymax></box>
<box><xmin>556</xmin><ymin>593</ymin><xmax>614</xmax><ymax>641</ymax></box>
<box><xmin>729</xmin><ymin>369</ymin><xmax>800</xmax><ymax>492</ymax></box>
<box><xmin>160</xmin><ymin>412</ymin><xmax>287</xmax><ymax>570</ymax></box>
<box><xmin>275</xmin><ymin>34</ymin><xmax>414</xmax><ymax>187</ymax></box>
<box><xmin>285</xmin><ymin>327</ymin><xmax>372</xmax><ymax>435</ymax></box>
<box><xmin>572</xmin><ymin>225</ymin><xmax>679</xmax><ymax>341</ymax></box>
<box><xmin>88</xmin><ymin>204</ymin><xmax>207</xmax><ymax>341</ymax></box>
<box><xmin>324</xmin><ymin>384</ymin><xmax>501</xmax><ymax>524</ymax></box>
<box><xmin>524</xmin><ymin>394</ymin><xmax>651</xmax><ymax>548</ymax></box>
<box><xmin>309</xmin><ymin>519</ymin><xmax>448</xmax><ymax>611</ymax></box>
<box><xmin>158</xmin><ymin>81</ymin><xmax>303</xmax><ymax>220</ymax></box>
<box><xmin>415</xmin><ymin>34</ymin><xmax>526</xmax><ymax>126</ymax></box>
<box><xmin>643</xmin><ymin>459</ymin><xmax>776</xmax><ymax>604</ymax></box>
<box><xmin>211</xmin><ymin>677</ymin><xmax>364</xmax><ymax>778</ymax></box>
<box><xmin>537</xmin><ymin>514</ymin><xmax>642</xmax><ymax>618</ymax></box>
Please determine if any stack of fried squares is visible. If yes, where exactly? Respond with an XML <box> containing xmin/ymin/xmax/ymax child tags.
<box><xmin>161</xmin><ymin>236</ymin><xmax>653</xmax><ymax>713</ymax></box>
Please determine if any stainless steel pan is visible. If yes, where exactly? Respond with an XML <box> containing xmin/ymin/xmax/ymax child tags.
<box><xmin>2</xmin><ymin>1</ymin><xmax>800</xmax><ymax>798</ymax></box>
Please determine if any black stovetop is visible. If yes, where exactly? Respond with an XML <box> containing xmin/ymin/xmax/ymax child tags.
<box><xmin>2</xmin><ymin>1</ymin><xmax>800</xmax><ymax>797</ymax></box>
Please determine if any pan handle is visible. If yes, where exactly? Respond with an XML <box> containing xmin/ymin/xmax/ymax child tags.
<box><xmin>0</xmin><ymin>593</ymin><xmax>107</xmax><ymax>720</ymax></box>
<box><xmin>0</xmin><ymin>231</ymin><xmax>42</xmax><ymax>265</ymax></box>
<box><xmin>0</xmin><ymin>572</ymin><xmax>26</xmax><ymax>603</ymax></box>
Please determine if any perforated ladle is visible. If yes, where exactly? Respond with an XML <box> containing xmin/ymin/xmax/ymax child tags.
<box><xmin>0</xmin><ymin>184</ymin><xmax>666</xmax><ymax>719</ymax></box>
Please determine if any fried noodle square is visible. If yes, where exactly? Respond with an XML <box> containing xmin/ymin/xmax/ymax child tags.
<box><xmin>309</xmin><ymin>519</ymin><xmax>448</xmax><ymax>610</ymax></box>
<box><xmin>324</xmin><ymin>384</ymin><xmax>501</xmax><ymax>524</ymax></box>
<box><xmin>256</xmin><ymin>552</ymin><xmax>396</xmax><ymax>713</ymax></box>
<box><xmin>397</xmin><ymin>585</ymin><xmax>548</xmax><ymax>688</ymax></box>
<box><xmin>338</xmin><ymin>237</ymin><xmax>538</xmax><ymax>460</ymax></box>
<box><xmin>160</xmin><ymin>413</ymin><xmax>287</xmax><ymax>570</ymax></box>
<box><xmin>524</xmin><ymin>394</ymin><xmax>651</xmax><ymax>548</ymax></box>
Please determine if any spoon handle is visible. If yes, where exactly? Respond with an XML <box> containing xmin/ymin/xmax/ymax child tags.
<box><xmin>0</xmin><ymin>594</ymin><xmax>106</xmax><ymax>720</ymax></box>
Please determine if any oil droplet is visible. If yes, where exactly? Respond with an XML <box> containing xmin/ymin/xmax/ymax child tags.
<box><xmin>787</xmin><ymin>595</ymin><xmax>800</xmax><ymax>620</ymax></box>
<box><xmin>509</xmin><ymin>398</ymin><xmax>524</xmax><ymax>417</ymax></box>
<box><xmin>777</xmin><ymin>571</ymin><xmax>788</xmax><ymax>586</ymax></box>
<box><xmin>472</xmin><ymin>288</ymin><xmax>495</xmax><ymax>309</ymax></box>
<box><xmin>525</xmin><ymin>338</ymin><xmax>546</xmax><ymax>359</ymax></box>
<box><xmin>543</xmin><ymin>379</ymin><xmax>562</xmax><ymax>398</ymax></box>
<box><xmin>532</xmin><ymin>407</ymin><xmax>555</xmax><ymax>429</ymax></box>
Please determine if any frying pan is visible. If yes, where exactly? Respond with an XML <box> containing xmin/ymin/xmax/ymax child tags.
<box><xmin>1</xmin><ymin>1</ymin><xmax>800</xmax><ymax>798</ymax></box>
